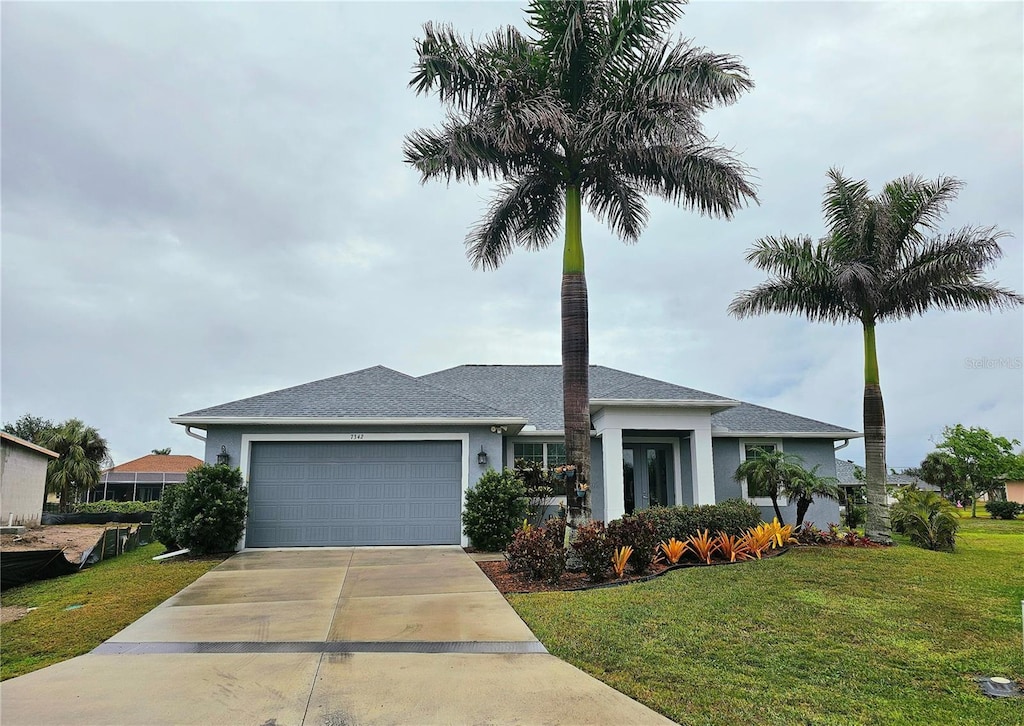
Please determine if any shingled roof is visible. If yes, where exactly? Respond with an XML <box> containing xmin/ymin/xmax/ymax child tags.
<box><xmin>107</xmin><ymin>454</ymin><xmax>203</xmax><ymax>474</ymax></box>
<box><xmin>420</xmin><ymin>365</ymin><xmax>736</xmax><ymax>431</ymax></box>
<box><xmin>174</xmin><ymin>363</ymin><xmax>858</xmax><ymax>437</ymax></box>
<box><xmin>174</xmin><ymin>365</ymin><xmax>523</xmax><ymax>422</ymax></box>
<box><xmin>711</xmin><ymin>401</ymin><xmax>858</xmax><ymax>436</ymax></box>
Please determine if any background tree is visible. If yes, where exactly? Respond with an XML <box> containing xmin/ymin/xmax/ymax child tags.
<box><xmin>935</xmin><ymin>424</ymin><xmax>1022</xmax><ymax>517</ymax></box>
<box><xmin>38</xmin><ymin>419</ymin><xmax>111</xmax><ymax>512</ymax></box>
<box><xmin>733</xmin><ymin>448</ymin><xmax>805</xmax><ymax>524</ymax></box>
<box><xmin>151</xmin><ymin>448</ymin><xmax>172</xmax><ymax>455</ymax></box>
<box><xmin>916</xmin><ymin>450</ymin><xmax>962</xmax><ymax>503</ymax></box>
<box><xmin>730</xmin><ymin>169</ymin><xmax>1022</xmax><ymax>543</ymax></box>
<box><xmin>2</xmin><ymin>414</ymin><xmax>55</xmax><ymax>444</ymax></box>
<box><xmin>782</xmin><ymin>464</ymin><xmax>840</xmax><ymax>529</ymax></box>
<box><xmin>405</xmin><ymin>0</ymin><xmax>757</xmax><ymax>523</ymax></box>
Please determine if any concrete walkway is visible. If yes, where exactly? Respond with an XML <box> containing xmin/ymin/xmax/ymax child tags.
<box><xmin>1</xmin><ymin>546</ymin><xmax>674</xmax><ymax>725</ymax></box>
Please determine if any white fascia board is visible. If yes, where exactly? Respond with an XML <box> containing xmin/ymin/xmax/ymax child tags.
<box><xmin>591</xmin><ymin>399</ymin><xmax>739</xmax><ymax>412</ymax></box>
<box><xmin>170</xmin><ymin>416</ymin><xmax>528</xmax><ymax>428</ymax></box>
<box><xmin>712</xmin><ymin>430</ymin><xmax>863</xmax><ymax>439</ymax></box>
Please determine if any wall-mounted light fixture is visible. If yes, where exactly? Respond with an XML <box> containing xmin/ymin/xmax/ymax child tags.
<box><xmin>477</xmin><ymin>447</ymin><xmax>488</xmax><ymax>466</ymax></box>
<box><xmin>490</xmin><ymin>425</ymin><xmax>508</xmax><ymax>434</ymax></box>
<box><xmin>216</xmin><ymin>445</ymin><xmax>231</xmax><ymax>466</ymax></box>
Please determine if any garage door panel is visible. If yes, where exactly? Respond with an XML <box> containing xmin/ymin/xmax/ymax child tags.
<box><xmin>246</xmin><ymin>440</ymin><xmax>463</xmax><ymax>547</ymax></box>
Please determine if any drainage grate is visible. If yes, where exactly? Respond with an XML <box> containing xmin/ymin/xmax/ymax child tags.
<box><xmin>92</xmin><ymin>640</ymin><xmax>547</xmax><ymax>655</ymax></box>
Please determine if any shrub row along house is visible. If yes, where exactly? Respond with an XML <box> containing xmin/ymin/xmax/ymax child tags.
<box><xmin>171</xmin><ymin>365</ymin><xmax>860</xmax><ymax>548</ymax></box>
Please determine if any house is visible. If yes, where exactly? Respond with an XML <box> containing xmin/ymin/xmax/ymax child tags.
<box><xmin>835</xmin><ymin>459</ymin><xmax>934</xmax><ymax>504</ymax></box>
<box><xmin>1004</xmin><ymin>480</ymin><xmax>1024</xmax><ymax>505</ymax></box>
<box><xmin>171</xmin><ymin>365</ymin><xmax>861</xmax><ymax>548</ymax></box>
<box><xmin>87</xmin><ymin>454</ymin><xmax>203</xmax><ymax>503</ymax></box>
<box><xmin>0</xmin><ymin>432</ymin><xmax>59</xmax><ymax>526</ymax></box>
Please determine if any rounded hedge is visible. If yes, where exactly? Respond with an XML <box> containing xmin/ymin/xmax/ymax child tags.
<box><xmin>152</xmin><ymin>463</ymin><xmax>247</xmax><ymax>554</ymax></box>
<box><xmin>463</xmin><ymin>468</ymin><xmax>528</xmax><ymax>552</ymax></box>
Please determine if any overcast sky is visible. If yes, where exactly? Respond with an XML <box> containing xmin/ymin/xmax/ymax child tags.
<box><xmin>2</xmin><ymin>1</ymin><xmax>1022</xmax><ymax>471</ymax></box>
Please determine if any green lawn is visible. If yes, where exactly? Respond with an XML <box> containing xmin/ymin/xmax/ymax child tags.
<box><xmin>509</xmin><ymin>518</ymin><xmax>1024</xmax><ymax>726</ymax></box>
<box><xmin>1</xmin><ymin>543</ymin><xmax>224</xmax><ymax>680</ymax></box>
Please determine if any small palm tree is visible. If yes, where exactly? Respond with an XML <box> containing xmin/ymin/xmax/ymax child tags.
<box><xmin>730</xmin><ymin>169</ymin><xmax>1022</xmax><ymax>543</ymax></box>
<box><xmin>733</xmin><ymin>449</ymin><xmax>805</xmax><ymax>524</ymax></box>
<box><xmin>405</xmin><ymin>0</ymin><xmax>757</xmax><ymax>521</ymax></box>
<box><xmin>782</xmin><ymin>464</ymin><xmax>840</xmax><ymax>530</ymax></box>
<box><xmin>39</xmin><ymin>419</ymin><xmax>110</xmax><ymax>512</ymax></box>
<box><xmin>890</xmin><ymin>488</ymin><xmax>959</xmax><ymax>552</ymax></box>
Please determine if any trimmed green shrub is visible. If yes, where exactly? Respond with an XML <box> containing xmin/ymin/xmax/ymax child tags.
<box><xmin>639</xmin><ymin>499</ymin><xmax>763</xmax><ymax>543</ymax></box>
<box><xmin>506</xmin><ymin>518</ymin><xmax>566</xmax><ymax>584</ymax></box>
<box><xmin>890</xmin><ymin>488</ymin><xmax>959</xmax><ymax>552</ymax></box>
<box><xmin>75</xmin><ymin>500</ymin><xmax>155</xmax><ymax>514</ymax></box>
<box><xmin>607</xmin><ymin>514</ymin><xmax>659</xmax><ymax>574</ymax></box>
<box><xmin>845</xmin><ymin>504</ymin><xmax>867</xmax><ymax>529</ymax></box>
<box><xmin>151</xmin><ymin>464</ymin><xmax>247</xmax><ymax>555</ymax></box>
<box><xmin>571</xmin><ymin>520</ymin><xmax>614</xmax><ymax>581</ymax></box>
<box><xmin>984</xmin><ymin>500</ymin><xmax>1023</xmax><ymax>520</ymax></box>
<box><xmin>463</xmin><ymin>468</ymin><xmax>528</xmax><ymax>552</ymax></box>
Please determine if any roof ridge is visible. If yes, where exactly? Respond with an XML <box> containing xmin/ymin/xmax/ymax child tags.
<box><xmin>412</xmin><ymin>372</ymin><xmax>520</xmax><ymax>418</ymax></box>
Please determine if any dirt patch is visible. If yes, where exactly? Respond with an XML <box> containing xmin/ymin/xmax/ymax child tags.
<box><xmin>0</xmin><ymin>525</ymin><xmax>108</xmax><ymax>564</ymax></box>
<box><xmin>1</xmin><ymin>605</ymin><xmax>30</xmax><ymax>624</ymax></box>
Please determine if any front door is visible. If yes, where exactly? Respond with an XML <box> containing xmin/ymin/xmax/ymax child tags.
<box><xmin>622</xmin><ymin>444</ymin><xmax>673</xmax><ymax>515</ymax></box>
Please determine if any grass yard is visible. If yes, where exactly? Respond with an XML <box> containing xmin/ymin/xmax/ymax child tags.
<box><xmin>1</xmin><ymin>543</ymin><xmax>225</xmax><ymax>680</ymax></box>
<box><xmin>509</xmin><ymin>518</ymin><xmax>1024</xmax><ymax>726</ymax></box>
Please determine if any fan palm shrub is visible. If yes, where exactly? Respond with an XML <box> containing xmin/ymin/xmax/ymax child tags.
<box><xmin>733</xmin><ymin>449</ymin><xmax>805</xmax><ymax>524</ymax></box>
<box><xmin>890</xmin><ymin>488</ymin><xmax>960</xmax><ymax>552</ymax></box>
<box><xmin>405</xmin><ymin>0</ymin><xmax>757</xmax><ymax>522</ymax></box>
<box><xmin>38</xmin><ymin>419</ymin><xmax>110</xmax><ymax>512</ymax></box>
<box><xmin>782</xmin><ymin>464</ymin><xmax>840</xmax><ymax>529</ymax></box>
<box><xmin>730</xmin><ymin>169</ymin><xmax>1022</xmax><ymax>542</ymax></box>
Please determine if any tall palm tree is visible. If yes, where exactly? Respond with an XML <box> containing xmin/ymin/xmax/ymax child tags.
<box><xmin>782</xmin><ymin>464</ymin><xmax>840</xmax><ymax>530</ymax></box>
<box><xmin>733</xmin><ymin>448</ymin><xmax>805</xmax><ymax>524</ymax></box>
<box><xmin>404</xmin><ymin>0</ymin><xmax>757</xmax><ymax>521</ymax></box>
<box><xmin>39</xmin><ymin>419</ymin><xmax>110</xmax><ymax>512</ymax></box>
<box><xmin>729</xmin><ymin>169</ymin><xmax>1022</xmax><ymax>543</ymax></box>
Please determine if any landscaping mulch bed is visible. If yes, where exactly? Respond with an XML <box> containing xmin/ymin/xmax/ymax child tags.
<box><xmin>478</xmin><ymin>559</ymin><xmax>672</xmax><ymax>594</ymax></box>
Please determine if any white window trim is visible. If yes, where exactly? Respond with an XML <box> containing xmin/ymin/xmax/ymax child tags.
<box><xmin>738</xmin><ymin>438</ymin><xmax>784</xmax><ymax>507</ymax></box>
<box><xmin>238</xmin><ymin>432</ymin><xmax>471</xmax><ymax>548</ymax></box>
<box><xmin>507</xmin><ymin>439</ymin><xmax>566</xmax><ymax>470</ymax></box>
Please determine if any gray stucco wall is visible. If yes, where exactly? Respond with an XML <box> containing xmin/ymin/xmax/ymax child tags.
<box><xmin>712</xmin><ymin>437</ymin><xmax>841</xmax><ymax>525</ymax></box>
<box><xmin>0</xmin><ymin>441</ymin><xmax>49</xmax><ymax>526</ymax></box>
<box><xmin>203</xmin><ymin>424</ymin><xmax>503</xmax><ymax>493</ymax></box>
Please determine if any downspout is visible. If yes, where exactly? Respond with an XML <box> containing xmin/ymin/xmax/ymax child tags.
<box><xmin>834</xmin><ymin>439</ymin><xmax>850</xmax><ymax>452</ymax></box>
<box><xmin>184</xmin><ymin>426</ymin><xmax>207</xmax><ymax>442</ymax></box>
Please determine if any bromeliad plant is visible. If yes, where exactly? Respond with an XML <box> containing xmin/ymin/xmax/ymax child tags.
<box><xmin>686</xmin><ymin>529</ymin><xmax>719</xmax><ymax>564</ymax></box>
<box><xmin>764</xmin><ymin>517</ymin><xmax>795</xmax><ymax>549</ymax></box>
<box><xmin>611</xmin><ymin>546</ymin><xmax>633</xmax><ymax>579</ymax></box>
<box><xmin>659</xmin><ymin>538</ymin><xmax>687</xmax><ymax>565</ymax></box>
<box><xmin>714</xmin><ymin>532</ymin><xmax>750</xmax><ymax>562</ymax></box>
<box><xmin>740</xmin><ymin>525</ymin><xmax>775</xmax><ymax>560</ymax></box>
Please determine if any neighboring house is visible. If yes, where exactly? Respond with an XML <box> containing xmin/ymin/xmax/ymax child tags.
<box><xmin>87</xmin><ymin>454</ymin><xmax>203</xmax><ymax>503</ymax></box>
<box><xmin>1003</xmin><ymin>480</ymin><xmax>1024</xmax><ymax>505</ymax></box>
<box><xmin>0</xmin><ymin>432</ymin><xmax>59</xmax><ymax>526</ymax></box>
<box><xmin>171</xmin><ymin>365</ymin><xmax>861</xmax><ymax>548</ymax></box>
<box><xmin>835</xmin><ymin>459</ymin><xmax>934</xmax><ymax>506</ymax></box>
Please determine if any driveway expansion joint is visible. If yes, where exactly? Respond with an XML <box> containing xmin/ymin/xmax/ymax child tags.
<box><xmin>92</xmin><ymin>640</ymin><xmax>548</xmax><ymax>655</ymax></box>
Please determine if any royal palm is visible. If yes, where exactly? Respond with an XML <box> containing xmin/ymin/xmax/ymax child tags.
<box><xmin>730</xmin><ymin>169</ymin><xmax>1022</xmax><ymax>542</ymax></box>
<box><xmin>405</xmin><ymin>0</ymin><xmax>756</xmax><ymax>518</ymax></box>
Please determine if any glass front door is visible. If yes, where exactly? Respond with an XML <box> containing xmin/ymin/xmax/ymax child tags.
<box><xmin>623</xmin><ymin>444</ymin><xmax>673</xmax><ymax>514</ymax></box>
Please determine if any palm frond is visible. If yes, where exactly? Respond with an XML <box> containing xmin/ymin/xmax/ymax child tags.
<box><xmin>581</xmin><ymin>165</ymin><xmax>648</xmax><ymax>242</ymax></box>
<box><xmin>632</xmin><ymin>40</ymin><xmax>753</xmax><ymax>109</ymax></box>
<box><xmin>619</xmin><ymin>143</ymin><xmax>758</xmax><ymax>217</ymax></box>
<box><xmin>879</xmin><ymin>173</ymin><xmax>964</xmax><ymax>243</ymax></box>
<box><xmin>403</xmin><ymin>119</ymin><xmax>512</xmax><ymax>183</ymax></box>
<box><xmin>728</xmin><ymin>279</ymin><xmax>855</xmax><ymax>323</ymax></box>
<box><xmin>606</xmin><ymin>0</ymin><xmax>686</xmax><ymax>58</ymax></box>
<box><xmin>411</xmin><ymin>23</ymin><xmax>501</xmax><ymax>110</ymax></box>
<box><xmin>465</xmin><ymin>171</ymin><xmax>564</xmax><ymax>270</ymax></box>
<box><xmin>527</xmin><ymin>0</ymin><xmax>606</xmax><ymax>106</ymax></box>
<box><xmin>822</xmin><ymin>167</ymin><xmax>871</xmax><ymax>251</ymax></box>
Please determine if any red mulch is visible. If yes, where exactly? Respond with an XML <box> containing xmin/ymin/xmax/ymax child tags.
<box><xmin>477</xmin><ymin>559</ymin><xmax>672</xmax><ymax>594</ymax></box>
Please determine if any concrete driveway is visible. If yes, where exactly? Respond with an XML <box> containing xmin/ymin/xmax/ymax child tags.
<box><xmin>0</xmin><ymin>546</ymin><xmax>674</xmax><ymax>725</ymax></box>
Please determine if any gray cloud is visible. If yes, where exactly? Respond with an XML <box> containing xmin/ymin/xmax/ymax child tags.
<box><xmin>2</xmin><ymin>1</ymin><xmax>1021</xmax><ymax>470</ymax></box>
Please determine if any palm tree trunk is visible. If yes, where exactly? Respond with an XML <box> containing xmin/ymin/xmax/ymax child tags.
<box><xmin>562</xmin><ymin>184</ymin><xmax>591</xmax><ymax>525</ymax></box>
<box><xmin>769</xmin><ymin>493</ymin><xmax>784</xmax><ymax>525</ymax></box>
<box><xmin>862</xmin><ymin>321</ymin><xmax>892</xmax><ymax>543</ymax></box>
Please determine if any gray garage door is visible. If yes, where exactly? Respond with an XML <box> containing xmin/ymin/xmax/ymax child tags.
<box><xmin>246</xmin><ymin>440</ymin><xmax>463</xmax><ymax>547</ymax></box>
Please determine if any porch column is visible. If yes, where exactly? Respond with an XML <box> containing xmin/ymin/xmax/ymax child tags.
<box><xmin>691</xmin><ymin>423</ymin><xmax>716</xmax><ymax>505</ymax></box>
<box><xmin>600</xmin><ymin>427</ymin><xmax>625</xmax><ymax>521</ymax></box>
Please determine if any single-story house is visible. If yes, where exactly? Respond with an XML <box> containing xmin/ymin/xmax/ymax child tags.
<box><xmin>171</xmin><ymin>365</ymin><xmax>861</xmax><ymax>548</ymax></box>
<box><xmin>835</xmin><ymin>460</ymin><xmax>934</xmax><ymax>506</ymax></box>
<box><xmin>0</xmin><ymin>432</ymin><xmax>59</xmax><ymax>527</ymax></box>
<box><xmin>1005</xmin><ymin>480</ymin><xmax>1024</xmax><ymax>505</ymax></box>
<box><xmin>87</xmin><ymin>454</ymin><xmax>204</xmax><ymax>503</ymax></box>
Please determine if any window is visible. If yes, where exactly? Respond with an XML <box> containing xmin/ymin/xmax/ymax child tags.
<box><xmin>740</xmin><ymin>441</ymin><xmax>781</xmax><ymax>500</ymax></box>
<box><xmin>513</xmin><ymin>441</ymin><xmax>565</xmax><ymax>469</ymax></box>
